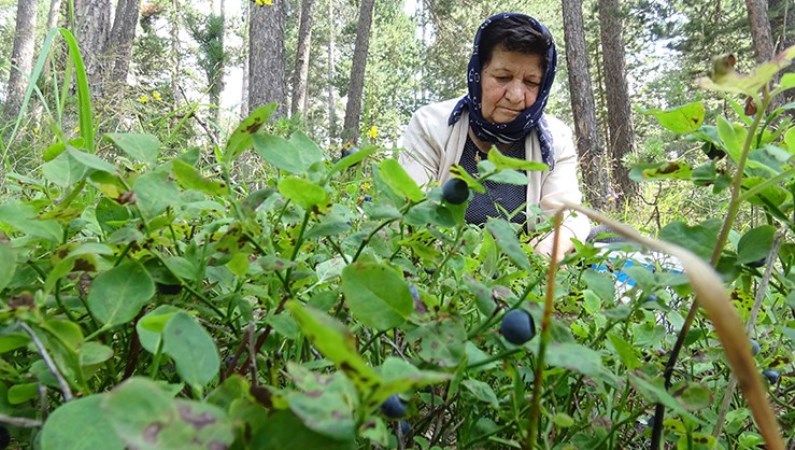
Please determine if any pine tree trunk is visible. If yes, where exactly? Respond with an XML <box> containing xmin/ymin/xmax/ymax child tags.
<box><xmin>327</xmin><ymin>0</ymin><xmax>337</xmax><ymax>142</ymax></box>
<box><xmin>598</xmin><ymin>0</ymin><xmax>636</xmax><ymax>202</ymax></box>
<box><xmin>248</xmin><ymin>2</ymin><xmax>286</xmax><ymax>117</ymax></box>
<box><xmin>290</xmin><ymin>0</ymin><xmax>316</xmax><ymax>118</ymax></box>
<box><xmin>562</xmin><ymin>0</ymin><xmax>610</xmax><ymax>209</ymax></box>
<box><xmin>769</xmin><ymin>0</ymin><xmax>793</xmax><ymax>107</ymax></box>
<box><xmin>4</xmin><ymin>0</ymin><xmax>38</xmax><ymax>120</ymax></box>
<box><xmin>746</xmin><ymin>0</ymin><xmax>775</xmax><ymax>64</ymax></box>
<box><xmin>73</xmin><ymin>0</ymin><xmax>111</xmax><ymax>95</ymax></box>
<box><xmin>102</xmin><ymin>0</ymin><xmax>141</xmax><ymax>101</ymax></box>
<box><xmin>342</xmin><ymin>0</ymin><xmax>376</xmax><ymax>143</ymax></box>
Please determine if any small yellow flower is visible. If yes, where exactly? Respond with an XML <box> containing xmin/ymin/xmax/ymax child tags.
<box><xmin>138</xmin><ymin>95</ymin><xmax>150</xmax><ymax>104</ymax></box>
<box><xmin>368</xmin><ymin>126</ymin><xmax>378</xmax><ymax>139</ymax></box>
<box><xmin>252</xmin><ymin>0</ymin><xmax>272</xmax><ymax>5</ymax></box>
<box><xmin>152</xmin><ymin>91</ymin><xmax>162</xmax><ymax>101</ymax></box>
<box><xmin>360</xmin><ymin>182</ymin><xmax>372</xmax><ymax>191</ymax></box>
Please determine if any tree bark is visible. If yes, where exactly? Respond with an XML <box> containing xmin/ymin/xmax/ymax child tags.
<box><xmin>248</xmin><ymin>2</ymin><xmax>286</xmax><ymax>117</ymax></box>
<box><xmin>769</xmin><ymin>0</ymin><xmax>794</xmax><ymax>106</ymax></box>
<box><xmin>561</xmin><ymin>0</ymin><xmax>610</xmax><ymax>209</ymax></box>
<box><xmin>101</xmin><ymin>0</ymin><xmax>141</xmax><ymax>99</ymax></box>
<box><xmin>290</xmin><ymin>0</ymin><xmax>315</xmax><ymax>118</ymax></box>
<box><xmin>327</xmin><ymin>0</ymin><xmax>337</xmax><ymax>142</ymax></box>
<box><xmin>4</xmin><ymin>0</ymin><xmax>38</xmax><ymax>120</ymax></box>
<box><xmin>342</xmin><ymin>0</ymin><xmax>376</xmax><ymax>143</ymax></box>
<box><xmin>73</xmin><ymin>0</ymin><xmax>112</xmax><ymax>94</ymax></box>
<box><xmin>745</xmin><ymin>0</ymin><xmax>775</xmax><ymax>64</ymax></box>
<box><xmin>598</xmin><ymin>0</ymin><xmax>636</xmax><ymax>201</ymax></box>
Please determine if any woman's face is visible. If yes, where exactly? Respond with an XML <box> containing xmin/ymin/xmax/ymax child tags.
<box><xmin>480</xmin><ymin>46</ymin><xmax>544</xmax><ymax>124</ymax></box>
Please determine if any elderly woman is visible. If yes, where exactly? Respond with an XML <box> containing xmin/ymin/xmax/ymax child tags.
<box><xmin>399</xmin><ymin>12</ymin><xmax>590</xmax><ymax>260</ymax></box>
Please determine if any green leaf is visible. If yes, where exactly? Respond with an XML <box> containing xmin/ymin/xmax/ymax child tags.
<box><xmin>698</xmin><ymin>45</ymin><xmax>795</xmax><ymax>96</ymax></box>
<box><xmin>544</xmin><ymin>342</ymin><xmax>604</xmax><ymax>378</ymax></box>
<box><xmin>488</xmin><ymin>148</ymin><xmax>548</xmax><ymax>171</ymax></box>
<box><xmin>0</xmin><ymin>333</ymin><xmax>29</xmax><ymax>353</ymax></box>
<box><xmin>171</xmin><ymin>159</ymin><xmax>226</xmax><ymax>196</ymax></box>
<box><xmin>607</xmin><ymin>333</ymin><xmax>641</xmax><ymax>370</ymax></box>
<box><xmin>162</xmin><ymin>312</ymin><xmax>221</xmax><ymax>389</ymax></box>
<box><xmin>133</xmin><ymin>170</ymin><xmax>181</xmax><ymax>218</ymax></box>
<box><xmin>552</xmin><ymin>412</ymin><xmax>575</xmax><ymax>428</ymax></box>
<box><xmin>630</xmin><ymin>161</ymin><xmax>693</xmax><ymax>182</ymax></box>
<box><xmin>103</xmin><ymin>377</ymin><xmax>235</xmax><ymax>450</ymax></box>
<box><xmin>628</xmin><ymin>373</ymin><xmax>704</xmax><ymax>424</ymax></box>
<box><xmin>644</xmin><ymin>101</ymin><xmax>705</xmax><ymax>134</ymax></box>
<box><xmin>0</xmin><ymin>202</ymin><xmax>63</xmax><ymax>242</ymax></box>
<box><xmin>41</xmin><ymin>151</ymin><xmax>88</xmax><ymax>186</ymax></box>
<box><xmin>41</xmin><ymin>395</ymin><xmax>124</xmax><ymax>450</ymax></box>
<box><xmin>251</xmin><ymin>410</ymin><xmax>355</xmax><ymax>450</ymax></box>
<box><xmin>674</xmin><ymin>382</ymin><xmax>712</xmax><ymax>411</ymax></box>
<box><xmin>485</xmin><ymin>219</ymin><xmax>531</xmax><ymax>272</ymax></box>
<box><xmin>80</xmin><ymin>342</ymin><xmax>114</xmax><ymax>366</ymax></box>
<box><xmin>329</xmin><ymin>145</ymin><xmax>380</xmax><ymax>175</ymax></box>
<box><xmin>0</xmin><ymin>242</ymin><xmax>15</xmax><ymax>291</ymax></box>
<box><xmin>462</xmin><ymin>379</ymin><xmax>499</xmax><ymax>407</ymax></box>
<box><xmin>286</xmin><ymin>302</ymin><xmax>380</xmax><ymax>392</ymax></box>
<box><xmin>8</xmin><ymin>383</ymin><xmax>38</xmax><ymax>404</ymax></box>
<box><xmin>340</xmin><ymin>262</ymin><xmax>413</xmax><ymax>330</ymax></box>
<box><xmin>737</xmin><ymin>225</ymin><xmax>776</xmax><ymax>265</ymax></box>
<box><xmin>717</xmin><ymin>116</ymin><xmax>745</xmax><ymax>162</ymax></box>
<box><xmin>378</xmin><ymin>158</ymin><xmax>424</xmax><ymax>202</ymax></box>
<box><xmin>252</xmin><ymin>132</ymin><xmax>323</xmax><ymax>174</ymax></box>
<box><xmin>87</xmin><ymin>261</ymin><xmax>155</xmax><ymax>327</ymax></box>
<box><xmin>449</xmin><ymin>165</ymin><xmax>485</xmax><ymax>193</ymax></box>
<box><xmin>277</xmin><ymin>176</ymin><xmax>328</xmax><ymax>210</ymax></box>
<box><xmin>407</xmin><ymin>317</ymin><xmax>467</xmax><ymax>368</ymax></box>
<box><xmin>285</xmin><ymin>364</ymin><xmax>358</xmax><ymax>441</ymax></box>
<box><xmin>224</xmin><ymin>103</ymin><xmax>277</xmax><ymax>163</ymax></box>
<box><xmin>370</xmin><ymin>357</ymin><xmax>450</xmax><ymax>408</ymax></box>
<box><xmin>582</xmin><ymin>269</ymin><xmax>615</xmax><ymax>302</ymax></box>
<box><xmin>659</xmin><ymin>219</ymin><xmax>722</xmax><ymax>262</ymax></box>
<box><xmin>137</xmin><ymin>305</ymin><xmax>181</xmax><ymax>353</ymax></box>
<box><xmin>67</xmin><ymin>147</ymin><xmax>116</xmax><ymax>173</ymax></box>
<box><xmin>105</xmin><ymin>133</ymin><xmax>160</xmax><ymax>164</ymax></box>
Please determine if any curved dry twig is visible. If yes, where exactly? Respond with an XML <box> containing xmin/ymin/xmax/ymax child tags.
<box><xmin>18</xmin><ymin>322</ymin><xmax>73</xmax><ymax>402</ymax></box>
<box><xmin>558</xmin><ymin>201</ymin><xmax>784</xmax><ymax>449</ymax></box>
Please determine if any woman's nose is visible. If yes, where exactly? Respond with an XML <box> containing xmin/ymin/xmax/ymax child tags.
<box><xmin>505</xmin><ymin>81</ymin><xmax>525</xmax><ymax>104</ymax></box>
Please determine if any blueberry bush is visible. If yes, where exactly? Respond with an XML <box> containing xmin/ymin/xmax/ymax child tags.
<box><xmin>0</xmin><ymin>31</ymin><xmax>794</xmax><ymax>450</ymax></box>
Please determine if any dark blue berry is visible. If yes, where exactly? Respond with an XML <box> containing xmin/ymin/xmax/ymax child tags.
<box><xmin>500</xmin><ymin>309</ymin><xmax>536</xmax><ymax>345</ymax></box>
<box><xmin>749</xmin><ymin>339</ymin><xmax>760</xmax><ymax>356</ymax></box>
<box><xmin>398</xmin><ymin>420</ymin><xmax>410</xmax><ymax>436</ymax></box>
<box><xmin>380</xmin><ymin>394</ymin><xmax>406</xmax><ymax>418</ymax></box>
<box><xmin>441</xmin><ymin>178</ymin><xmax>469</xmax><ymax>204</ymax></box>
<box><xmin>763</xmin><ymin>369</ymin><xmax>780</xmax><ymax>385</ymax></box>
<box><xmin>363</xmin><ymin>194</ymin><xmax>372</xmax><ymax>202</ymax></box>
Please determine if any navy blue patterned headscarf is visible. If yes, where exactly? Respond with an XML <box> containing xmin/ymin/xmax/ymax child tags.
<box><xmin>449</xmin><ymin>12</ymin><xmax>557</xmax><ymax>169</ymax></box>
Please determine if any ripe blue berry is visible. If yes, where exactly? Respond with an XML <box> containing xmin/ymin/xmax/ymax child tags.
<box><xmin>363</xmin><ymin>194</ymin><xmax>372</xmax><ymax>202</ymax></box>
<box><xmin>380</xmin><ymin>394</ymin><xmax>406</xmax><ymax>418</ymax></box>
<box><xmin>763</xmin><ymin>369</ymin><xmax>780</xmax><ymax>385</ymax></box>
<box><xmin>398</xmin><ymin>421</ymin><xmax>411</xmax><ymax>436</ymax></box>
<box><xmin>749</xmin><ymin>339</ymin><xmax>760</xmax><ymax>356</ymax></box>
<box><xmin>441</xmin><ymin>178</ymin><xmax>469</xmax><ymax>204</ymax></box>
<box><xmin>500</xmin><ymin>309</ymin><xmax>536</xmax><ymax>345</ymax></box>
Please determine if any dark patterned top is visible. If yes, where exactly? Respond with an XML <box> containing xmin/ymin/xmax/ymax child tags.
<box><xmin>458</xmin><ymin>136</ymin><xmax>527</xmax><ymax>225</ymax></box>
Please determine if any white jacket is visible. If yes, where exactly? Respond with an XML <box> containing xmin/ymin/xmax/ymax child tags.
<box><xmin>398</xmin><ymin>98</ymin><xmax>591</xmax><ymax>250</ymax></box>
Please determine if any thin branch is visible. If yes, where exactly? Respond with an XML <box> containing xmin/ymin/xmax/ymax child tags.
<box><xmin>0</xmin><ymin>413</ymin><xmax>43</xmax><ymax>428</ymax></box>
<box><xmin>19</xmin><ymin>322</ymin><xmax>73</xmax><ymax>402</ymax></box>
